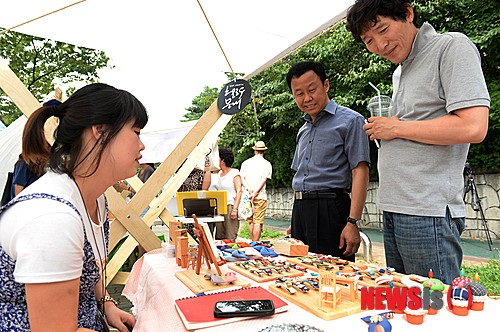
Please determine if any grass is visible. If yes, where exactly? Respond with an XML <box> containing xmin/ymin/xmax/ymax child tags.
<box><xmin>238</xmin><ymin>223</ymin><xmax>286</xmax><ymax>240</ymax></box>
<box><xmin>462</xmin><ymin>253</ymin><xmax>500</xmax><ymax>296</ymax></box>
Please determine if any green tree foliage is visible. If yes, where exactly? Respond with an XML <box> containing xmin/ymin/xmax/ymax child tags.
<box><xmin>184</xmin><ymin>0</ymin><xmax>499</xmax><ymax>186</ymax></box>
<box><xmin>0</xmin><ymin>30</ymin><xmax>111</xmax><ymax>125</ymax></box>
<box><xmin>182</xmin><ymin>86</ymin><xmax>219</xmax><ymax>122</ymax></box>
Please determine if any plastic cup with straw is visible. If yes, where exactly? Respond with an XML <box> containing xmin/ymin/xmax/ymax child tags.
<box><xmin>366</xmin><ymin>82</ymin><xmax>384</xmax><ymax>148</ymax></box>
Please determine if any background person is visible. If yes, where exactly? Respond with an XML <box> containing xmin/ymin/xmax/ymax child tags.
<box><xmin>202</xmin><ymin>169</ymin><xmax>220</xmax><ymax>234</ymax></box>
<box><xmin>138</xmin><ymin>162</ymin><xmax>155</xmax><ymax>183</ymax></box>
<box><xmin>239</xmin><ymin>141</ymin><xmax>272</xmax><ymax>242</ymax></box>
<box><xmin>0</xmin><ymin>83</ymin><xmax>144</xmax><ymax>331</ymax></box>
<box><xmin>285</xmin><ymin>61</ymin><xmax>370</xmax><ymax>261</ymax></box>
<box><xmin>346</xmin><ymin>0</ymin><xmax>490</xmax><ymax>284</ymax></box>
<box><xmin>214</xmin><ymin>147</ymin><xmax>242</xmax><ymax>241</ymax></box>
<box><xmin>10</xmin><ymin>100</ymin><xmax>61</xmax><ymax>199</ymax></box>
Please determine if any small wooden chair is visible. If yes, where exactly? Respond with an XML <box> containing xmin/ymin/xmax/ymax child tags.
<box><xmin>319</xmin><ymin>271</ymin><xmax>341</xmax><ymax>310</ymax></box>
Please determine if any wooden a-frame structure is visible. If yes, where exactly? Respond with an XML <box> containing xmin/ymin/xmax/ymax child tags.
<box><xmin>0</xmin><ymin>60</ymin><xmax>232</xmax><ymax>285</ymax></box>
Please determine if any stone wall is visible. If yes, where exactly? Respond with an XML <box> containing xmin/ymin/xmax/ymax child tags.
<box><xmin>266</xmin><ymin>172</ymin><xmax>500</xmax><ymax>241</ymax></box>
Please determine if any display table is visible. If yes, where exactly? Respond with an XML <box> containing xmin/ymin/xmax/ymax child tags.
<box><xmin>123</xmin><ymin>250</ymin><xmax>499</xmax><ymax>331</ymax></box>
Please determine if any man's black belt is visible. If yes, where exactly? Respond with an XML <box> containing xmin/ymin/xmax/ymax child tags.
<box><xmin>294</xmin><ymin>189</ymin><xmax>349</xmax><ymax>200</ymax></box>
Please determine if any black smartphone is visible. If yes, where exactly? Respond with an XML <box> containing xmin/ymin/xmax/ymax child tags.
<box><xmin>213</xmin><ymin>299</ymin><xmax>275</xmax><ymax>318</ymax></box>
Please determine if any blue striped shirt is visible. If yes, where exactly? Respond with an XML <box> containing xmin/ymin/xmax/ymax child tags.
<box><xmin>291</xmin><ymin>100</ymin><xmax>370</xmax><ymax>192</ymax></box>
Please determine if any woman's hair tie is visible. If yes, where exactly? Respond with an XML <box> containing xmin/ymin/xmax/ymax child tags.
<box><xmin>52</xmin><ymin>105</ymin><xmax>60</xmax><ymax>118</ymax></box>
<box><xmin>43</xmin><ymin>99</ymin><xmax>63</xmax><ymax>118</ymax></box>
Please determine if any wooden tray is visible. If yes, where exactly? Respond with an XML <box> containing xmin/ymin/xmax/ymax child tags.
<box><xmin>228</xmin><ymin>262</ymin><xmax>304</xmax><ymax>282</ymax></box>
<box><xmin>175</xmin><ymin>268</ymin><xmax>251</xmax><ymax>294</ymax></box>
<box><xmin>286</xmin><ymin>257</ymin><xmax>367</xmax><ymax>273</ymax></box>
<box><xmin>268</xmin><ymin>283</ymin><xmax>364</xmax><ymax>320</ymax></box>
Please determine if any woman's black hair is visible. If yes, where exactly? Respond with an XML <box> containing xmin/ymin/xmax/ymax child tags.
<box><xmin>23</xmin><ymin>83</ymin><xmax>148</xmax><ymax>178</ymax></box>
<box><xmin>218</xmin><ymin>147</ymin><xmax>234</xmax><ymax>167</ymax></box>
<box><xmin>346</xmin><ymin>0</ymin><xmax>420</xmax><ymax>43</ymax></box>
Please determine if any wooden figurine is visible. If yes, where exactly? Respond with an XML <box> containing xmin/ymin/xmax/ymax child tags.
<box><xmin>192</xmin><ymin>214</ymin><xmax>224</xmax><ymax>276</ymax></box>
<box><xmin>187</xmin><ymin>247</ymin><xmax>197</xmax><ymax>270</ymax></box>
<box><xmin>319</xmin><ymin>271</ymin><xmax>341</xmax><ymax>310</ymax></box>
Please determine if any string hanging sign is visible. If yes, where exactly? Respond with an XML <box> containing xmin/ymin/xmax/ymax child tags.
<box><xmin>217</xmin><ymin>79</ymin><xmax>252</xmax><ymax>115</ymax></box>
<box><xmin>196</xmin><ymin>0</ymin><xmax>252</xmax><ymax>115</ymax></box>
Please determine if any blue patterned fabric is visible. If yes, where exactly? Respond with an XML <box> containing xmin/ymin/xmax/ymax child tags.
<box><xmin>0</xmin><ymin>193</ymin><xmax>109</xmax><ymax>331</ymax></box>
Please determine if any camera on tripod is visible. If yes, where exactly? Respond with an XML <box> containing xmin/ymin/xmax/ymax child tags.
<box><xmin>463</xmin><ymin>162</ymin><xmax>492</xmax><ymax>250</ymax></box>
<box><xmin>463</xmin><ymin>162</ymin><xmax>472</xmax><ymax>178</ymax></box>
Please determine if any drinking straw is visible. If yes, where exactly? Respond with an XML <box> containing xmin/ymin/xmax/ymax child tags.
<box><xmin>368</xmin><ymin>82</ymin><xmax>381</xmax><ymax>148</ymax></box>
<box><xmin>369</xmin><ymin>82</ymin><xmax>382</xmax><ymax>116</ymax></box>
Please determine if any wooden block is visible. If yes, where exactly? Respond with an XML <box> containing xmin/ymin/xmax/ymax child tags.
<box><xmin>173</xmin><ymin>228</ymin><xmax>187</xmax><ymax>249</ymax></box>
<box><xmin>169</xmin><ymin>221</ymin><xmax>184</xmax><ymax>244</ymax></box>
<box><xmin>273</xmin><ymin>242</ymin><xmax>309</xmax><ymax>256</ymax></box>
<box><xmin>176</xmin><ymin>236</ymin><xmax>188</xmax><ymax>267</ymax></box>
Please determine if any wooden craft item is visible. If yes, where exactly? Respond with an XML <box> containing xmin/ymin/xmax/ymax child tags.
<box><xmin>286</xmin><ymin>256</ymin><xmax>366</xmax><ymax>273</ymax></box>
<box><xmin>273</xmin><ymin>241</ymin><xmax>309</xmax><ymax>257</ymax></box>
<box><xmin>228</xmin><ymin>262</ymin><xmax>304</xmax><ymax>282</ymax></box>
<box><xmin>269</xmin><ymin>282</ymin><xmax>364</xmax><ymax>321</ymax></box>
<box><xmin>169</xmin><ymin>221</ymin><xmax>184</xmax><ymax>244</ymax></box>
<box><xmin>192</xmin><ymin>214</ymin><xmax>224</xmax><ymax>276</ymax></box>
<box><xmin>176</xmin><ymin>235</ymin><xmax>189</xmax><ymax>268</ymax></box>
<box><xmin>175</xmin><ymin>268</ymin><xmax>251</xmax><ymax>294</ymax></box>
<box><xmin>319</xmin><ymin>271</ymin><xmax>341</xmax><ymax>310</ymax></box>
<box><xmin>286</xmin><ymin>256</ymin><xmax>407</xmax><ymax>289</ymax></box>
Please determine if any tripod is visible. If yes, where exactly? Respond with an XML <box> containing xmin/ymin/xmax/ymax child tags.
<box><xmin>463</xmin><ymin>163</ymin><xmax>493</xmax><ymax>251</ymax></box>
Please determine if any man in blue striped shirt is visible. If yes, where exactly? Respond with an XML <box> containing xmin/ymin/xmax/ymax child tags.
<box><xmin>286</xmin><ymin>61</ymin><xmax>370</xmax><ymax>261</ymax></box>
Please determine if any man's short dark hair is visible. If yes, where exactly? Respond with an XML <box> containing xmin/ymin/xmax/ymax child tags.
<box><xmin>219</xmin><ymin>147</ymin><xmax>234</xmax><ymax>167</ymax></box>
<box><xmin>286</xmin><ymin>61</ymin><xmax>327</xmax><ymax>91</ymax></box>
<box><xmin>346</xmin><ymin>0</ymin><xmax>420</xmax><ymax>43</ymax></box>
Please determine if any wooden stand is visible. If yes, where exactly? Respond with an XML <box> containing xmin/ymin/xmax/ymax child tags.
<box><xmin>192</xmin><ymin>214</ymin><xmax>225</xmax><ymax>276</ymax></box>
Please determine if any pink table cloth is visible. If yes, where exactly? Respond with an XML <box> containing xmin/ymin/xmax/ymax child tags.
<box><xmin>123</xmin><ymin>250</ymin><xmax>500</xmax><ymax>331</ymax></box>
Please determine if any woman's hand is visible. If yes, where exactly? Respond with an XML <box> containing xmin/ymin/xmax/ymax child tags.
<box><xmin>230</xmin><ymin>209</ymin><xmax>238</xmax><ymax>220</ymax></box>
<box><xmin>104</xmin><ymin>303</ymin><xmax>136</xmax><ymax>332</ymax></box>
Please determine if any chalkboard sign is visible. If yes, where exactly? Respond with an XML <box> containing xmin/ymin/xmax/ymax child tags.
<box><xmin>217</xmin><ymin>79</ymin><xmax>252</xmax><ymax>115</ymax></box>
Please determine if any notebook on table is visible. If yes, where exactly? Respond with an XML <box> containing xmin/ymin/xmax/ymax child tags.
<box><xmin>174</xmin><ymin>286</ymin><xmax>288</xmax><ymax>330</ymax></box>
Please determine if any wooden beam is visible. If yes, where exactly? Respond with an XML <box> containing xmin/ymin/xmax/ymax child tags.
<box><xmin>110</xmin><ymin>272</ymin><xmax>130</xmax><ymax>285</ymax></box>
<box><xmin>0</xmin><ymin>61</ymin><xmax>58</xmax><ymax>144</ymax></box>
<box><xmin>107</xmin><ymin>101</ymin><xmax>226</xmax><ymax>247</ymax></box>
<box><xmin>0</xmin><ymin>61</ymin><xmax>40</xmax><ymax>116</ymax></box>
<box><xmin>104</xmin><ymin>187</ymin><xmax>162</xmax><ymax>252</ymax></box>
<box><xmin>105</xmin><ymin>114</ymin><xmax>231</xmax><ymax>282</ymax></box>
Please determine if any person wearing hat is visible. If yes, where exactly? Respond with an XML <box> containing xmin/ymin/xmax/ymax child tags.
<box><xmin>286</xmin><ymin>61</ymin><xmax>370</xmax><ymax>261</ymax></box>
<box><xmin>239</xmin><ymin>141</ymin><xmax>272</xmax><ymax>242</ymax></box>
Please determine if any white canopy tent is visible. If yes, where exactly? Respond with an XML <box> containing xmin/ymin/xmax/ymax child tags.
<box><xmin>0</xmin><ymin>0</ymin><xmax>354</xmax><ymax>130</ymax></box>
<box><xmin>0</xmin><ymin>117</ymin><xmax>197</xmax><ymax>191</ymax></box>
<box><xmin>0</xmin><ymin>0</ymin><xmax>354</xmax><ymax>191</ymax></box>
<box><xmin>0</xmin><ymin>0</ymin><xmax>355</xmax><ymax>285</ymax></box>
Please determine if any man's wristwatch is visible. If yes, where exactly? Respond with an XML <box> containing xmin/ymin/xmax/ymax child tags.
<box><xmin>347</xmin><ymin>217</ymin><xmax>362</xmax><ymax>228</ymax></box>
